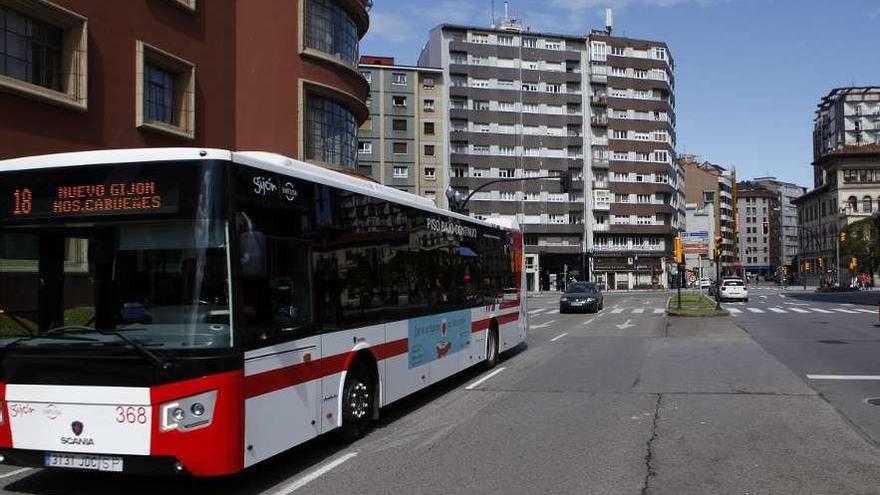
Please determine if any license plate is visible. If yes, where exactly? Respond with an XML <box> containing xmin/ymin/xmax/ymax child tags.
<box><xmin>571</xmin><ymin>301</ymin><xmax>584</xmax><ymax>306</ymax></box>
<box><xmin>44</xmin><ymin>452</ymin><xmax>123</xmax><ymax>472</ymax></box>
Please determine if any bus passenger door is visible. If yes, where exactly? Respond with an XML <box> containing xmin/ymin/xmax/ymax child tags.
<box><xmin>241</xmin><ymin>236</ymin><xmax>321</xmax><ymax>466</ymax></box>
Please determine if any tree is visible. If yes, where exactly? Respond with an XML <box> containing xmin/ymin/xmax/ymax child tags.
<box><xmin>839</xmin><ymin>218</ymin><xmax>880</xmax><ymax>274</ymax></box>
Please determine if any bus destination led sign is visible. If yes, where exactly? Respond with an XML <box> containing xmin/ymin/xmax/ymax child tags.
<box><xmin>6</xmin><ymin>180</ymin><xmax>179</xmax><ymax>219</ymax></box>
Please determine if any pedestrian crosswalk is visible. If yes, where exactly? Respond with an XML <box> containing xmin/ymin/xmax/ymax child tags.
<box><xmin>525</xmin><ymin>305</ymin><xmax>877</xmax><ymax>317</ymax></box>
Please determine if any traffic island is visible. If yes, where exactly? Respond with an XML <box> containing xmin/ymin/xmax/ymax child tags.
<box><xmin>667</xmin><ymin>293</ymin><xmax>729</xmax><ymax>317</ymax></box>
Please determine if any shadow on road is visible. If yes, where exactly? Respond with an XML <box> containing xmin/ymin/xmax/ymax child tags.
<box><xmin>2</xmin><ymin>344</ymin><xmax>527</xmax><ymax>495</ymax></box>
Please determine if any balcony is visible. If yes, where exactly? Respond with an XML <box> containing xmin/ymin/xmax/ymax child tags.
<box><xmin>591</xmin><ymin>94</ymin><xmax>607</xmax><ymax>106</ymax></box>
<box><xmin>593</xmin><ymin>223</ymin><xmax>610</xmax><ymax>232</ymax></box>
<box><xmin>592</xmin><ymin>181</ymin><xmax>608</xmax><ymax>189</ymax></box>
<box><xmin>591</xmin><ymin>115</ymin><xmax>608</xmax><ymax>126</ymax></box>
<box><xmin>592</xmin><ymin>136</ymin><xmax>608</xmax><ymax>146</ymax></box>
<box><xmin>593</xmin><ymin>202</ymin><xmax>610</xmax><ymax>211</ymax></box>
<box><xmin>591</xmin><ymin>157</ymin><xmax>610</xmax><ymax>168</ymax></box>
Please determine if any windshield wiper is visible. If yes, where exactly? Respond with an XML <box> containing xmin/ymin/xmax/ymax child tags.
<box><xmin>0</xmin><ymin>330</ymin><xmax>101</xmax><ymax>363</ymax></box>
<box><xmin>13</xmin><ymin>325</ymin><xmax>172</xmax><ymax>373</ymax></box>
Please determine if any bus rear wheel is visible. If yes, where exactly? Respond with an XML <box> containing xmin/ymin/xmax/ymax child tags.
<box><xmin>339</xmin><ymin>363</ymin><xmax>375</xmax><ymax>441</ymax></box>
<box><xmin>485</xmin><ymin>325</ymin><xmax>499</xmax><ymax>369</ymax></box>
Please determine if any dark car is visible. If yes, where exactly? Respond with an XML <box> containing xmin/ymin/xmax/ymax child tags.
<box><xmin>559</xmin><ymin>283</ymin><xmax>604</xmax><ymax>313</ymax></box>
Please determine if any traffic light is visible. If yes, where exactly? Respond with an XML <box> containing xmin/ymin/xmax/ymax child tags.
<box><xmin>850</xmin><ymin>257</ymin><xmax>858</xmax><ymax>270</ymax></box>
<box><xmin>818</xmin><ymin>257</ymin><xmax>824</xmax><ymax>269</ymax></box>
<box><xmin>805</xmin><ymin>261</ymin><xmax>812</xmax><ymax>272</ymax></box>
<box><xmin>840</xmin><ymin>231</ymin><xmax>847</xmax><ymax>242</ymax></box>
<box><xmin>673</xmin><ymin>237</ymin><xmax>683</xmax><ymax>264</ymax></box>
<box><xmin>713</xmin><ymin>235</ymin><xmax>723</xmax><ymax>261</ymax></box>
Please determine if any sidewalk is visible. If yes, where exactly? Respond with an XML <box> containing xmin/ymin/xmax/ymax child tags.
<box><xmin>638</xmin><ymin>317</ymin><xmax>880</xmax><ymax>493</ymax></box>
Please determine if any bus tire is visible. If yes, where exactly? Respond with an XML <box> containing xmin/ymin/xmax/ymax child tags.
<box><xmin>485</xmin><ymin>323</ymin><xmax>500</xmax><ymax>369</ymax></box>
<box><xmin>338</xmin><ymin>362</ymin><xmax>375</xmax><ymax>442</ymax></box>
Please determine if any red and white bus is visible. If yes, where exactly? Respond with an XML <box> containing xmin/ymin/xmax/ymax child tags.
<box><xmin>0</xmin><ymin>149</ymin><xmax>527</xmax><ymax>476</ymax></box>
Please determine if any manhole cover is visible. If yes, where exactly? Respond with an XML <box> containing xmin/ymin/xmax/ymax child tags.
<box><xmin>818</xmin><ymin>340</ymin><xmax>849</xmax><ymax>345</ymax></box>
<box><xmin>864</xmin><ymin>398</ymin><xmax>880</xmax><ymax>406</ymax></box>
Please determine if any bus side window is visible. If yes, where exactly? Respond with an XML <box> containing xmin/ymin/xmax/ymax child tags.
<box><xmin>241</xmin><ymin>238</ymin><xmax>313</xmax><ymax>345</ymax></box>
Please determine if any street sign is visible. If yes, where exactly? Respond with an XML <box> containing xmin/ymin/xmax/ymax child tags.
<box><xmin>681</xmin><ymin>231</ymin><xmax>709</xmax><ymax>255</ymax></box>
<box><xmin>688</xmin><ymin>274</ymin><xmax>697</xmax><ymax>283</ymax></box>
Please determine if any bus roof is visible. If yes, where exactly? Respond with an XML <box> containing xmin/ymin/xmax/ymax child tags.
<box><xmin>0</xmin><ymin>148</ymin><xmax>516</xmax><ymax>232</ymax></box>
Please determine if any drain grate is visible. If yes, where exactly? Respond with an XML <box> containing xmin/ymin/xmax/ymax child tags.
<box><xmin>817</xmin><ymin>340</ymin><xmax>849</xmax><ymax>345</ymax></box>
<box><xmin>865</xmin><ymin>398</ymin><xmax>880</xmax><ymax>406</ymax></box>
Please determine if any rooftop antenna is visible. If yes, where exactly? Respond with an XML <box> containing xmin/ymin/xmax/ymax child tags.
<box><xmin>605</xmin><ymin>8</ymin><xmax>613</xmax><ymax>35</ymax></box>
<box><xmin>498</xmin><ymin>0</ymin><xmax>523</xmax><ymax>32</ymax></box>
<box><xmin>490</xmin><ymin>0</ymin><xmax>495</xmax><ymax>28</ymax></box>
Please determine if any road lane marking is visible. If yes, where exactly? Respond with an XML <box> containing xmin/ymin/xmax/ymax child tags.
<box><xmin>264</xmin><ymin>452</ymin><xmax>358</xmax><ymax>494</ymax></box>
<box><xmin>653</xmin><ymin>308</ymin><xmax>665</xmax><ymax>314</ymax></box>
<box><xmin>616</xmin><ymin>319</ymin><xmax>635</xmax><ymax>330</ymax></box>
<box><xmin>528</xmin><ymin>308</ymin><xmax>546</xmax><ymax>315</ymax></box>
<box><xmin>0</xmin><ymin>468</ymin><xmax>31</xmax><ymax>480</ymax></box>
<box><xmin>611</xmin><ymin>308</ymin><xmax>624</xmax><ymax>314</ymax></box>
<box><xmin>807</xmin><ymin>375</ymin><xmax>880</xmax><ymax>381</ymax></box>
<box><xmin>531</xmin><ymin>320</ymin><xmax>556</xmax><ymax>329</ymax></box>
<box><xmin>550</xmin><ymin>333</ymin><xmax>567</xmax><ymax>342</ymax></box>
<box><xmin>465</xmin><ymin>367</ymin><xmax>506</xmax><ymax>390</ymax></box>
<box><xmin>727</xmin><ymin>308</ymin><xmax>742</xmax><ymax>314</ymax></box>
<box><xmin>810</xmin><ymin>308</ymin><xmax>833</xmax><ymax>313</ymax></box>
<box><xmin>854</xmin><ymin>308</ymin><xmax>877</xmax><ymax>314</ymax></box>
<box><xmin>632</xmin><ymin>308</ymin><xmax>644</xmax><ymax>314</ymax></box>
<box><xmin>583</xmin><ymin>318</ymin><xmax>595</xmax><ymax>325</ymax></box>
<box><xmin>832</xmin><ymin>308</ymin><xmax>859</xmax><ymax>314</ymax></box>
<box><xmin>746</xmin><ymin>308</ymin><xmax>765</xmax><ymax>313</ymax></box>
<box><xmin>547</xmin><ymin>309</ymin><xmax>560</xmax><ymax>315</ymax></box>
<box><xmin>768</xmin><ymin>307</ymin><xmax>787</xmax><ymax>313</ymax></box>
<box><xmin>789</xmin><ymin>308</ymin><xmax>809</xmax><ymax>313</ymax></box>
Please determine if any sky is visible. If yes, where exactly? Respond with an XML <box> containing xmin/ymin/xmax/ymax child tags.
<box><xmin>361</xmin><ymin>0</ymin><xmax>880</xmax><ymax>189</ymax></box>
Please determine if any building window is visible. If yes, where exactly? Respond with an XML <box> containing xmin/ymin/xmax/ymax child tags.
<box><xmin>863</xmin><ymin>196</ymin><xmax>873</xmax><ymax>212</ymax></box>
<box><xmin>357</xmin><ymin>141</ymin><xmax>372</xmax><ymax>154</ymax></box>
<box><xmin>497</xmin><ymin>35</ymin><xmax>514</xmax><ymax>46</ymax></box>
<box><xmin>304</xmin><ymin>0</ymin><xmax>359</xmax><ymax>66</ymax></box>
<box><xmin>360</xmin><ymin>71</ymin><xmax>371</xmax><ymax>83</ymax></box>
<box><xmin>392</xmin><ymin>119</ymin><xmax>407</xmax><ymax>131</ymax></box>
<box><xmin>424</xmin><ymin>144</ymin><xmax>435</xmax><ymax>156</ymax></box>
<box><xmin>422</xmin><ymin>76</ymin><xmax>434</xmax><ymax>88</ymax></box>
<box><xmin>423</xmin><ymin>121</ymin><xmax>435</xmax><ymax>135</ymax></box>
<box><xmin>611</xmin><ymin>46</ymin><xmax>624</xmax><ymax>56</ymax></box>
<box><xmin>304</xmin><ymin>92</ymin><xmax>358</xmax><ymax>168</ymax></box>
<box><xmin>522</xmin><ymin>82</ymin><xmax>538</xmax><ymax>92</ymax></box>
<box><xmin>424</xmin><ymin>167</ymin><xmax>435</xmax><ymax>179</ymax></box>
<box><xmin>392</xmin><ymin>72</ymin><xmax>407</xmax><ymax>85</ymax></box>
<box><xmin>423</xmin><ymin>99</ymin><xmax>435</xmax><ymax>112</ymax></box>
<box><xmin>136</xmin><ymin>41</ymin><xmax>195</xmax><ymax>139</ymax></box>
<box><xmin>522</xmin><ymin>37</ymin><xmax>537</xmax><ymax>48</ymax></box>
<box><xmin>0</xmin><ymin>2</ymin><xmax>87</xmax><ymax>110</ymax></box>
<box><xmin>392</xmin><ymin>95</ymin><xmax>407</xmax><ymax>107</ymax></box>
<box><xmin>393</xmin><ymin>166</ymin><xmax>408</xmax><ymax>179</ymax></box>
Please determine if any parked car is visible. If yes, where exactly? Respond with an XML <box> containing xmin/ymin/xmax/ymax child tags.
<box><xmin>698</xmin><ymin>277</ymin><xmax>713</xmax><ymax>289</ymax></box>
<box><xmin>718</xmin><ymin>278</ymin><xmax>748</xmax><ymax>302</ymax></box>
<box><xmin>560</xmin><ymin>282</ymin><xmax>604</xmax><ymax>313</ymax></box>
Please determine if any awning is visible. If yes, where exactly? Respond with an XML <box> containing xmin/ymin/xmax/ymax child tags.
<box><xmin>457</xmin><ymin>246</ymin><xmax>478</xmax><ymax>257</ymax></box>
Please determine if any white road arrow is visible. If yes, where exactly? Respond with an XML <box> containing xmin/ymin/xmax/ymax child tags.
<box><xmin>616</xmin><ymin>319</ymin><xmax>635</xmax><ymax>330</ymax></box>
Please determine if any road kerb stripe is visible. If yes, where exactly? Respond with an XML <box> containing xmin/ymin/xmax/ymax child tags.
<box><xmin>810</xmin><ymin>308</ymin><xmax>833</xmax><ymax>313</ymax></box>
<box><xmin>854</xmin><ymin>308</ymin><xmax>877</xmax><ymax>314</ymax></box>
<box><xmin>465</xmin><ymin>367</ymin><xmax>507</xmax><ymax>390</ymax></box>
<box><xmin>832</xmin><ymin>308</ymin><xmax>859</xmax><ymax>314</ymax></box>
<box><xmin>789</xmin><ymin>308</ymin><xmax>809</xmax><ymax>313</ymax></box>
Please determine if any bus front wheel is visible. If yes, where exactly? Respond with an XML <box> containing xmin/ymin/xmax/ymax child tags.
<box><xmin>339</xmin><ymin>362</ymin><xmax>375</xmax><ymax>441</ymax></box>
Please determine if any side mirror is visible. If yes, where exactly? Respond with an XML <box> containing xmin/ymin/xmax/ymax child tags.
<box><xmin>240</xmin><ymin>231</ymin><xmax>267</xmax><ymax>279</ymax></box>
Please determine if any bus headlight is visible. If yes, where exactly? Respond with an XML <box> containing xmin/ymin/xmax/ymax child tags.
<box><xmin>160</xmin><ymin>390</ymin><xmax>217</xmax><ymax>432</ymax></box>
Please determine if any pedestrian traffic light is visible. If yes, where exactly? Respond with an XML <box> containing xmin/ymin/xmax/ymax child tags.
<box><xmin>840</xmin><ymin>231</ymin><xmax>847</xmax><ymax>242</ymax></box>
<box><xmin>673</xmin><ymin>237</ymin><xmax>683</xmax><ymax>264</ymax></box>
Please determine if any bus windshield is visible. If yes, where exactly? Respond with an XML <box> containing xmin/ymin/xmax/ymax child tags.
<box><xmin>0</xmin><ymin>160</ymin><xmax>231</xmax><ymax>351</ymax></box>
<box><xmin>0</xmin><ymin>220</ymin><xmax>231</xmax><ymax>349</ymax></box>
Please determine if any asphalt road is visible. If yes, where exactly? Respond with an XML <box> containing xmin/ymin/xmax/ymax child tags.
<box><xmin>3</xmin><ymin>290</ymin><xmax>880</xmax><ymax>493</ymax></box>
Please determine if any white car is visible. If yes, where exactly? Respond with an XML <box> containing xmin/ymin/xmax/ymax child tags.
<box><xmin>719</xmin><ymin>278</ymin><xmax>748</xmax><ymax>302</ymax></box>
<box><xmin>698</xmin><ymin>277</ymin><xmax>713</xmax><ymax>289</ymax></box>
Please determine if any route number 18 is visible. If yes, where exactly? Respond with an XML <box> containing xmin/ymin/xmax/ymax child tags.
<box><xmin>12</xmin><ymin>188</ymin><xmax>32</xmax><ymax>215</ymax></box>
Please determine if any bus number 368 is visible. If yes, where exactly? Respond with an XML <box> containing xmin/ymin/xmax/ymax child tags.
<box><xmin>115</xmin><ymin>406</ymin><xmax>147</xmax><ymax>424</ymax></box>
